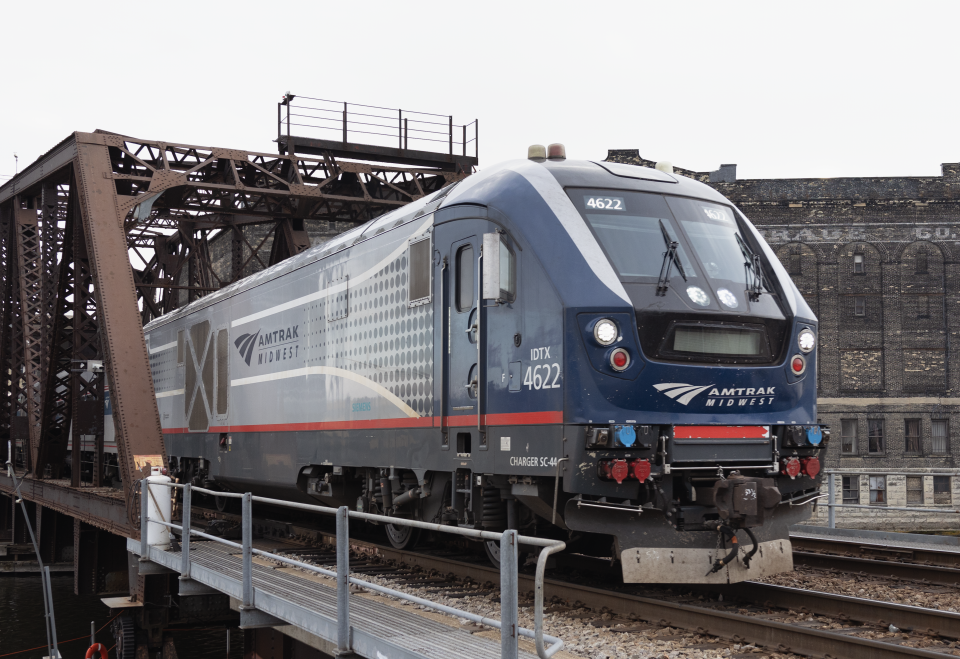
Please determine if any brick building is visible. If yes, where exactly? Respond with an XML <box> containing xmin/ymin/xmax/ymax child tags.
<box><xmin>607</xmin><ymin>150</ymin><xmax>960</xmax><ymax>529</ymax></box>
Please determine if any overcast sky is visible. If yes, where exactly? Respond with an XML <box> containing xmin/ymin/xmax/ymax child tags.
<box><xmin>2</xmin><ymin>1</ymin><xmax>957</xmax><ymax>183</ymax></box>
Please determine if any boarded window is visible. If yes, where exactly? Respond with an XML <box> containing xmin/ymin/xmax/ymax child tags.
<box><xmin>457</xmin><ymin>245</ymin><xmax>474</xmax><ymax>312</ymax></box>
<box><xmin>788</xmin><ymin>250</ymin><xmax>802</xmax><ymax>276</ymax></box>
<box><xmin>932</xmin><ymin>419</ymin><xmax>949</xmax><ymax>454</ymax></box>
<box><xmin>934</xmin><ymin>476</ymin><xmax>952</xmax><ymax>504</ymax></box>
<box><xmin>177</xmin><ymin>329</ymin><xmax>185</xmax><ymax>365</ymax></box>
<box><xmin>905</xmin><ymin>419</ymin><xmax>921</xmax><ymax>454</ymax></box>
<box><xmin>853</xmin><ymin>253</ymin><xmax>864</xmax><ymax>273</ymax></box>
<box><xmin>840</xmin><ymin>419</ymin><xmax>857</xmax><ymax>454</ymax></box>
<box><xmin>840</xmin><ymin>350</ymin><xmax>883</xmax><ymax>391</ymax></box>
<box><xmin>842</xmin><ymin>476</ymin><xmax>859</xmax><ymax>504</ymax></box>
<box><xmin>869</xmin><ymin>475</ymin><xmax>886</xmax><ymax>504</ymax></box>
<box><xmin>903</xmin><ymin>349</ymin><xmax>947</xmax><ymax>392</ymax></box>
<box><xmin>854</xmin><ymin>297</ymin><xmax>865</xmax><ymax>316</ymax></box>
<box><xmin>868</xmin><ymin>419</ymin><xmax>884</xmax><ymax>453</ymax></box>
<box><xmin>907</xmin><ymin>476</ymin><xmax>924</xmax><ymax>504</ymax></box>
<box><xmin>918</xmin><ymin>296</ymin><xmax>931</xmax><ymax>319</ymax></box>
<box><xmin>216</xmin><ymin>329</ymin><xmax>229</xmax><ymax>416</ymax></box>
<box><xmin>916</xmin><ymin>250</ymin><xmax>929</xmax><ymax>274</ymax></box>
<box><xmin>408</xmin><ymin>237</ymin><xmax>431</xmax><ymax>305</ymax></box>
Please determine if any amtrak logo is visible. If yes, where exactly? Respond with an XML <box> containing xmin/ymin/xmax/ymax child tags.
<box><xmin>234</xmin><ymin>331</ymin><xmax>261</xmax><ymax>366</ymax></box>
<box><xmin>234</xmin><ymin>325</ymin><xmax>300</xmax><ymax>367</ymax></box>
<box><xmin>654</xmin><ymin>383</ymin><xmax>714</xmax><ymax>406</ymax></box>
<box><xmin>655</xmin><ymin>382</ymin><xmax>778</xmax><ymax>407</ymax></box>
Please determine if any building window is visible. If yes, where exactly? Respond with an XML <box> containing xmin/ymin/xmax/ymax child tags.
<box><xmin>854</xmin><ymin>297</ymin><xmax>865</xmax><ymax>316</ymax></box>
<box><xmin>916</xmin><ymin>250</ymin><xmax>929</xmax><ymax>274</ymax></box>
<box><xmin>906</xmin><ymin>476</ymin><xmax>924</xmax><ymax>504</ymax></box>
<box><xmin>868</xmin><ymin>419</ymin><xmax>884</xmax><ymax>453</ymax></box>
<box><xmin>904</xmin><ymin>419</ymin><xmax>921</xmax><ymax>454</ymax></box>
<box><xmin>934</xmin><ymin>476</ymin><xmax>952</xmax><ymax>504</ymax></box>
<box><xmin>932</xmin><ymin>419</ymin><xmax>949</xmax><ymax>454</ymax></box>
<box><xmin>788</xmin><ymin>250</ymin><xmax>802</xmax><ymax>276</ymax></box>
<box><xmin>842</xmin><ymin>476</ymin><xmax>860</xmax><ymax>504</ymax></box>
<box><xmin>853</xmin><ymin>253</ymin><xmax>865</xmax><ymax>274</ymax></box>
<box><xmin>918</xmin><ymin>296</ymin><xmax>931</xmax><ymax>320</ymax></box>
<box><xmin>869</xmin><ymin>475</ymin><xmax>886</xmax><ymax>504</ymax></box>
<box><xmin>840</xmin><ymin>419</ymin><xmax>858</xmax><ymax>454</ymax></box>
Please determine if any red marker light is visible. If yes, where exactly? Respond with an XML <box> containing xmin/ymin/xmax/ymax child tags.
<box><xmin>801</xmin><ymin>457</ymin><xmax>820</xmax><ymax>479</ymax></box>
<box><xmin>610</xmin><ymin>348</ymin><xmax>630</xmax><ymax>371</ymax></box>
<box><xmin>630</xmin><ymin>459</ymin><xmax>651</xmax><ymax>482</ymax></box>
<box><xmin>791</xmin><ymin>355</ymin><xmax>806</xmax><ymax>374</ymax></box>
<box><xmin>781</xmin><ymin>457</ymin><xmax>801</xmax><ymax>479</ymax></box>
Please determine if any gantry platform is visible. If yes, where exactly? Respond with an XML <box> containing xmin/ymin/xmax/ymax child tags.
<box><xmin>131</xmin><ymin>537</ymin><xmax>538</xmax><ymax>659</ymax></box>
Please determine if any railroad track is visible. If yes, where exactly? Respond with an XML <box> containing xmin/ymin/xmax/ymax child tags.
<box><xmin>191</xmin><ymin>503</ymin><xmax>960</xmax><ymax>657</ymax></box>
<box><xmin>791</xmin><ymin>533</ymin><xmax>960</xmax><ymax>569</ymax></box>
<box><xmin>793</xmin><ymin>551</ymin><xmax>960</xmax><ymax>586</ymax></box>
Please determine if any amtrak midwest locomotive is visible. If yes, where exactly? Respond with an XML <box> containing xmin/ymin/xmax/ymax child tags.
<box><xmin>145</xmin><ymin>146</ymin><xmax>827</xmax><ymax>584</ymax></box>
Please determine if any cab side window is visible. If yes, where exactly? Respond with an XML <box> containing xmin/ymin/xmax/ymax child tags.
<box><xmin>457</xmin><ymin>245</ymin><xmax>474</xmax><ymax>312</ymax></box>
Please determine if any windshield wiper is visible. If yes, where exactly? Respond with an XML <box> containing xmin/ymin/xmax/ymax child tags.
<box><xmin>735</xmin><ymin>233</ymin><xmax>765</xmax><ymax>301</ymax></box>
<box><xmin>657</xmin><ymin>220</ymin><xmax>687</xmax><ymax>296</ymax></box>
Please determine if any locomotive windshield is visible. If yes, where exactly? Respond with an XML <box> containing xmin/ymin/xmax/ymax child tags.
<box><xmin>572</xmin><ymin>190</ymin><xmax>767</xmax><ymax>302</ymax></box>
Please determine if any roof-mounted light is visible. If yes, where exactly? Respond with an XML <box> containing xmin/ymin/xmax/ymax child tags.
<box><xmin>527</xmin><ymin>144</ymin><xmax>546</xmax><ymax>161</ymax></box>
<box><xmin>547</xmin><ymin>143</ymin><xmax>566</xmax><ymax>160</ymax></box>
<box><xmin>655</xmin><ymin>161</ymin><xmax>674</xmax><ymax>174</ymax></box>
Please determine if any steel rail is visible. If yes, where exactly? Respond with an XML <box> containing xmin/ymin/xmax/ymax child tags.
<box><xmin>794</xmin><ymin>551</ymin><xmax>960</xmax><ymax>585</ymax></box>
<box><xmin>726</xmin><ymin>581</ymin><xmax>960</xmax><ymax>639</ymax></box>
<box><xmin>791</xmin><ymin>535</ymin><xmax>960</xmax><ymax>568</ymax></box>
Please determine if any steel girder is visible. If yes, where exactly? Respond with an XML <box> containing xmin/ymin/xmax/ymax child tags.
<box><xmin>0</xmin><ymin>129</ymin><xmax>467</xmax><ymax>533</ymax></box>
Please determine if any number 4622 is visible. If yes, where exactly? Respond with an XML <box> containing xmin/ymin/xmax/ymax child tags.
<box><xmin>524</xmin><ymin>363</ymin><xmax>561</xmax><ymax>390</ymax></box>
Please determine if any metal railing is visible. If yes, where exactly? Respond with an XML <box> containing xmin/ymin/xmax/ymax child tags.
<box><xmin>823</xmin><ymin>471</ymin><xmax>960</xmax><ymax>528</ymax></box>
<box><xmin>140</xmin><ymin>480</ymin><xmax>563</xmax><ymax>659</ymax></box>
<box><xmin>278</xmin><ymin>94</ymin><xmax>478</xmax><ymax>159</ymax></box>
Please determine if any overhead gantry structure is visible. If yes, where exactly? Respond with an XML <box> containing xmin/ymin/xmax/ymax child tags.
<box><xmin>0</xmin><ymin>127</ymin><xmax>470</xmax><ymax>531</ymax></box>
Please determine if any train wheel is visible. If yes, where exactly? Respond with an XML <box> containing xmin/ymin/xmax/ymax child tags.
<box><xmin>483</xmin><ymin>539</ymin><xmax>501</xmax><ymax>570</ymax></box>
<box><xmin>384</xmin><ymin>524</ymin><xmax>420</xmax><ymax>550</ymax></box>
<box><xmin>215</xmin><ymin>495</ymin><xmax>227</xmax><ymax>512</ymax></box>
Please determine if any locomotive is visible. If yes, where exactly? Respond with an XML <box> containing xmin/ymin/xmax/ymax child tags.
<box><xmin>146</xmin><ymin>145</ymin><xmax>827</xmax><ymax>584</ymax></box>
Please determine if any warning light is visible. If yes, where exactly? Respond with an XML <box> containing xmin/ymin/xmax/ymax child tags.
<box><xmin>610</xmin><ymin>348</ymin><xmax>630</xmax><ymax>371</ymax></box>
<box><xmin>791</xmin><ymin>355</ymin><xmax>806</xmax><ymax>375</ymax></box>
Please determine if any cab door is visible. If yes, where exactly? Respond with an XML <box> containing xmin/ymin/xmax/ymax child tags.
<box><xmin>435</xmin><ymin>218</ymin><xmax>488</xmax><ymax>458</ymax></box>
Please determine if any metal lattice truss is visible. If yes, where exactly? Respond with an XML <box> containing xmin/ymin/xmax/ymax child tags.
<box><xmin>0</xmin><ymin>130</ymin><xmax>466</xmax><ymax>529</ymax></box>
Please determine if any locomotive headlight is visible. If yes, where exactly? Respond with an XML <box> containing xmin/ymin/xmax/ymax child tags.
<box><xmin>686</xmin><ymin>286</ymin><xmax>710</xmax><ymax>307</ymax></box>
<box><xmin>593</xmin><ymin>319</ymin><xmax>619</xmax><ymax>346</ymax></box>
<box><xmin>717</xmin><ymin>288</ymin><xmax>739</xmax><ymax>309</ymax></box>
<box><xmin>798</xmin><ymin>328</ymin><xmax>816</xmax><ymax>353</ymax></box>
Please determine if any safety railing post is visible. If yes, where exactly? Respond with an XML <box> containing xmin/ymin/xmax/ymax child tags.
<box><xmin>140</xmin><ymin>479</ymin><xmax>149</xmax><ymax>559</ymax></box>
<box><xmin>448</xmin><ymin>116</ymin><xmax>453</xmax><ymax>155</ymax></box>
<box><xmin>336</xmin><ymin>506</ymin><xmax>350</xmax><ymax>654</ymax></box>
<box><xmin>242</xmin><ymin>493</ymin><xmax>253</xmax><ymax>609</ymax></box>
<box><xmin>342</xmin><ymin>102</ymin><xmax>348</xmax><ymax>144</ymax></box>
<box><xmin>828</xmin><ymin>473</ymin><xmax>836</xmax><ymax>529</ymax></box>
<box><xmin>500</xmin><ymin>529</ymin><xmax>518</xmax><ymax>659</ymax></box>
<box><xmin>181</xmin><ymin>483</ymin><xmax>191</xmax><ymax>578</ymax></box>
<box><xmin>398</xmin><ymin>110</ymin><xmax>402</xmax><ymax>149</ymax></box>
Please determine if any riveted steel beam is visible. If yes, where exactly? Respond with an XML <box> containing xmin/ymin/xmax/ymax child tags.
<box><xmin>74</xmin><ymin>133</ymin><xmax>166</xmax><ymax>519</ymax></box>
